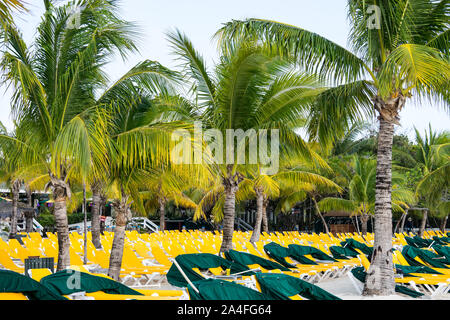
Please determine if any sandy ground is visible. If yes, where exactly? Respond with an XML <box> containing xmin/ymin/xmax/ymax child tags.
<box><xmin>315</xmin><ymin>275</ymin><xmax>450</xmax><ymax>300</ymax></box>
<box><xmin>131</xmin><ymin>273</ymin><xmax>449</xmax><ymax>300</ymax></box>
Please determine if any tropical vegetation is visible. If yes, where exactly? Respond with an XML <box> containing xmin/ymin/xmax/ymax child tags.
<box><xmin>0</xmin><ymin>0</ymin><xmax>448</xmax><ymax>297</ymax></box>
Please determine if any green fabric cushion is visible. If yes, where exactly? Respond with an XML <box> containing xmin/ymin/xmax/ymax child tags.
<box><xmin>263</xmin><ymin>242</ymin><xmax>297</xmax><ymax>268</ymax></box>
<box><xmin>287</xmin><ymin>244</ymin><xmax>336</xmax><ymax>262</ymax></box>
<box><xmin>329</xmin><ymin>245</ymin><xmax>359</xmax><ymax>259</ymax></box>
<box><xmin>431</xmin><ymin>236</ymin><xmax>450</xmax><ymax>245</ymax></box>
<box><xmin>40</xmin><ymin>269</ymin><xmax>142</xmax><ymax>296</ymax></box>
<box><xmin>255</xmin><ymin>273</ymin><xmax>341</xmax><ymax>300</ymax></box>
<box><xmin>341</xmin><ymin>239</ymin><xmax>373</xmax><ymax>256</ymax></box>
<box><xmin>402</xmin><ymin>246</ymin><xmax>449</xmax><ymax>269</ymax></box>
<box><xmin>188</xmin><ymin>278</ymin><xmax>268</xmax><ymax>300</ymax></box>
<box><xmin>404</xmin><ymin>236</ymin><xmax>433</xmax><ymax>248</ymax></box>
<box><xmin>224</xmin><ymin>249</ymin><xmax>291</xmax><ymax>272</ymax></box>
<box><xmin>432</xmin><ymin>245</ymin><xmax>450</xmax><ymax>263</ymax></box>
<box><xmin>0</xmin><ymin>269</ymin><xmax>66</xmax><ymax>300</ymax></box>
<box><xmin>166</xmin><ymin>253</ymin><xmax>248</xmax><ymax>288</ymax></box>
<box><xmin>263</xmin><ymin>242</ymin><xmax>318</xmax><ymax>266</ymax></box>
<box><xmin>394</xmin><ymin>264</ymin><xmax>442</xmax><ymax>276</ymax></box>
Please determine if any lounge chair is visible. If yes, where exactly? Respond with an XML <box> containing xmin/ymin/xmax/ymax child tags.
<box><xmin>254</xmin><ymin>273</ymin><xmax>341</xmax><ymax>300</ymax></box>
<box><xmin>187</xmin><ymin>278</ymin><xmax>267</xmax><ymax>300</ymax></box>
<box><xmin>0</xmin><ymin>269</ymin><xmax>66</xmax><ymax>300</ymax></box>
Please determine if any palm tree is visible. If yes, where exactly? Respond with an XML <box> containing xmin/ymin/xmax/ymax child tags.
<box><xmin>417</xmin><ymin>163</ymin><xmax>449</xmax><ymax>232</ymax></box>
<box><xmin>0</xmin><ymin>0</ymin><xmax>148</xmax><ymax>270</ymax></box>
<box><xmin>168</xmin><ymin>29</ymin><xmax>326</xmax><ymax>252</ymax></box>
<box><xmin>90</xmin><ymin>179</ymin><xmax>104</xmax><ymax>249</ymax></box>
<box><xmin>216</xmin><ymin>0</ymin><xmax>449</xmax><ymax>295</ymax></box>
<box><xmin>319</xmin><ymin>156</ymin><xmax>416</xmax><ymax>235</ymax></box>
<box><xmin>0</xmin><ymin>122</ymin><xmax>26</xmax><ymax>239</ymax></box>
<box><xmin>103</xmin><ymin>91</ymin><xmax>193</xmax><ymax>280</ymax></box>
<box><xmin>413</xmin><ymin>125</ymin><xmax>449</xmax><ymax>176</ymax></box>
<box><xmin>140</xmin><ymin>166</ymin><xmax>199</xmax><ymax>231</ymax></box>
<box><xmin>235</xmin><ymin>162</ymin><xmax>341</xmax><ymax>242</ymax></box>
<box><xmin>399</xmin><ymin>126</ymin><xmax>450</xmax><ymax>235</ymax></box>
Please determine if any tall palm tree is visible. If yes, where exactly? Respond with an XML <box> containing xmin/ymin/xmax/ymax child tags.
<box><xmin>416</xmin><ymin>162</ymin><xmax>449</xmax><ymax>232</ymax></box>
<box><xmin>0</xmin><ymin>0</ymin><xmax>151</xmax><ymax>270</ymax></box>
<box><xmin>216</xmin><ymin>0</ymin><xmax>449</xmax><ymax>295</ymax></box>
<box><xmin>168</xmin><ymin>29</ymin><xmax>326</xmax><ymax>252</ymax></box>
<box><xmin>413</xmin><ymin>125</ymin><xmax>449</xmax><ymax>176</ymax></box>
<box><xmin>318</xmin><ymin>156</ymin><xmax>416</xmax><ymax>235</ymax></box>
<box><xmin>0</xmin><ymin>122</ymin><xmax>26</xmax><ymax>239</ymax></box>
<box><xmin>140</xmin><ymin>166</ymin><xmax>199</xmax><ymax>231</ymax></box>
<box><xmin>103</xmin><ymin>91</ymin><xmax>193</xmax><ymax>280</ymax></box>
<box><xmin>415</xmin><ymin>128</ymin><xmax>450</xmax><ymax>233</ymax></box>
<box><xmin>234</xmin><ymin>162</ymin><xmax>341</xmax><ymax>242</ymax></box>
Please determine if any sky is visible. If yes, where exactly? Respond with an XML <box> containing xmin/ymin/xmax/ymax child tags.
<box><xmin>1</xmin><ymin>0</ymin><xmax>448</xmax><ymax>140</ymax></box>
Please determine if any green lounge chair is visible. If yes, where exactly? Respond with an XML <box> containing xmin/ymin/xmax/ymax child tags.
<box><xmin>166</xmin><ymin>253</ymin><xmax>249</xmax><ymax>288</ymax></box>
<box><xmin>224</xmin><ymin>249</ymin><xmax>291</xmax><ymax>272</ymax></box>
<box><xmin>0</xmin><ymin>269</ymin><xmax>66</xmax><ymax>300</ymax></box>
<box><xmin>187</xmin><ymin>278</ymin><xmax>268</xmax><ymax>300</ymax></box>
<box><xmin>255</xmin><ymin>273</ymin><xmax>341</xmax><ymax>300</ymax></box>
<box><xmin>40</xmin><ymin>269</ymin><xmax>143</xmax><ymax>296</ymax></box>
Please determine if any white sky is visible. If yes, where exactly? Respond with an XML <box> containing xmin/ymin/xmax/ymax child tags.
<box><xmin>1</xmin><ymin>0</ymin><xmax>448</xmax><ymax>140</ymax></box>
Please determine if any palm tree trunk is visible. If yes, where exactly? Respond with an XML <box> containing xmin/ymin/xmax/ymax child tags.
<box><xmin>250</xmin><ymin>189</ymin><xmax>264</xmax><ymax>243</ymax></box>
<box><xmin>90</xmin><ymin>184</ymin><xmax>102</xmax><ymax>249</ymax></box>
<box><xmin>159</xmin><ymin>197</ymin><xmax>166</xmax><ymax>231</ymax></box>
<box><xmin>220</xmin><ymin>169</ymin><xmax>242</xmax><ymax>253</ymax></box>
<box><xmin>100</xmin><ymin>193</ymin><xmax>107</xmax><ymax>235</ymax></box>
<box><xmin>312</xmin><ymin>196</ymin><xmax>329</xmax><ymax>234</ymax></box>
<box><xmin>262</xmin><ymin>195</ymin><xmax>269</xmax><ymax>233</ymax></box>
<box><xmin>54</xmin><ymin>194</ymin><xmax>70</xmax><ymax>271</ymax></box>
<box><xmin>419</xmin><ymin>209</ymin><xmax>428</xmax><ymax>237</ymax></box>
<box><xmin>361</xmin><ymin>214</ymin><xmax>369</xmax><ymax>235</ymax></box>
<box><xmin>440</xmin><ymin>215</ymin><xmax>448</xmax><ymax>233</ymax></box>
<box><xmin>108</xmin><ymin>193</ymin><xmax>129</xmax><ymax>281</ymax></box>
<box><xmin>82</xmin><ymin>183</ymin><xmax>88</xmax><ymax>264</ymax></box>
<box><xmin>46</xmin><ymin>174</ymin><xmax>72</xmax><ymax>271</ymax></box>
<box><xmin>363</xmin><ymin>115</ymin><xmax>397</xmax><ymax>296</ymax></box>
<box><xmin>9</xmin><ymin>179</ymin><xmax>20</xmax><ymax>239</ymax></box>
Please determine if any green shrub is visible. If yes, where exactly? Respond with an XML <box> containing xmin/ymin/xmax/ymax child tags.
<box><xmin>37</xmin><ymin>214</ymin><xmax>55</xmax><ymax>228</ymax></box>
<box><xmin>37</xmin><ymin>212</ymin><xmax>92</xmax><ymax>227</ymax></box>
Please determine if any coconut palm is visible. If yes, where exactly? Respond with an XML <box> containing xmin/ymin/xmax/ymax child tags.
<box><xmin>414</xmin><ymin>128</ymin><xmax>450</xmax><ymax>234</ymax></box>
<box><xmin>103</xmin><ymin>90</ymin><xmax>198</xmax><ymax>280</ymax></box>
<box><xmin>139</xmin><ymin>166</ymin><xmax>200</xmax><ymax>231</ymax></box>
<box><xmin>216</xmin><ymin>0</ymin><xmax>449</xmax><ymax>295</ymax></box>
<box><xmin>417</xmin><ymin>162</ymin><xmax>450</xmax><ymax>232</ymax></box>
<box><xmin>233</xmin><ymin>161</ymin><xmax>342</xmax><ymax>242</ymax></box>
<box><xmin>318</xmin><ymin>156</ymin><xmax>416</xmax><ymax>235</ymax></box>
<box><xmin>413</xmin><ymin>125</ymin><xmax>450</xmax><ymax>176</ymax></box>
<box><xmin>395</xmin><ymin>126</ymin><xmax>450</xmax><ymax>235</ymax></box>
<box><xmin>0</xmin><ymin>122</ymin><xmax>23</xmax><ymax>238</ymax></box>
<box><xmin>168</xmin><ymin>29</ymin><xmax>327</xmax><ymax>252</ymax></box>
